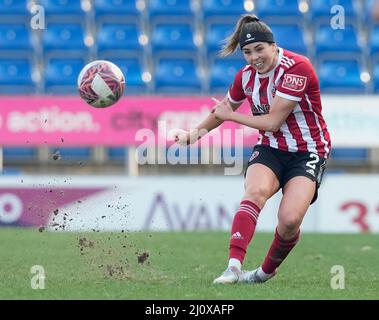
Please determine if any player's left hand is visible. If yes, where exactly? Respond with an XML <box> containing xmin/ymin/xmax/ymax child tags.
<box><xmin>211</xmin><ymin>97</ymin><xmax>234</xmax><ymax>121</ymax></box>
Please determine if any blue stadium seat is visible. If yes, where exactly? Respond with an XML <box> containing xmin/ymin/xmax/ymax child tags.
<box><xmin>220</xmin><ymin>147</ymin><xmax>245</xmax><ymax>161</ymax></box>
<box><xmin>107</xmin><ymin>147</ymin><xmax>127</xmax><ymax>161</ymax></box>
<box><xmin>270</xmin><ymin>24</ymin><xmax>307</xmax><ymax>56</ymax></box>
<box><xmin>373</xmin><ymin>62</ymin><xmax>379</xmax><ymax>92</ymax></box>
<box><xmin>94</xmin><ymin>0</ymin><xmax>139</xmax><ymax>15</ymax></box>
<box><xmin>0</xmin><ymin>0</ymin><xmax>29</xmax><ymax>22</ymax></box>
<box><xmin>166</xmin><ymin>146</ymin><xmax>201</xmax><ymax>163</ymax></box>
<box><xmin>205</xmin><ymin>23</ymin><xmax>235</xmax><ymax>57</ymax></box>
<box><xmin>37</xmin><ymin>0</ymin><xmax>86</xmax><ymax>21</ymax></box>
<box><xmin>209</xmin><ymin>58</ymin><xmax>245</xmax><ymax>93</ymax></box>
<box><xmin>365</xmin><ymin>0</ymin><xmax>376</xmax><ymax>22</ymax></box>
<box><xmin>0</xmin><ymin>0</ymin><xmax>28</xmax><ymax>13</ymax></box>
<box><xmin>42</xmin><ymin>23</ymin><xmax>88</xmax><ymax>57</ymax></box>
<box><xmin>0</xmin><ymin>24</ymin><xmax>33</xmax><ymax>54</ymax></box>
<box><xmin>93</xmin><ymin>0</ymin><xmax>141</xmax><ymax>23</ymax></box>
<box><xmin>369</xmin><ymin>25</ymin><xmax>379</xmax><ymax>56</ymax></box>
<box><xmin>309</xmin><ymin>0</ymin><xmax>358</xmax><ymax>24</ymax></box>
<box><xmin>37</xmin><ymin>0</ymin><xmax>85</xmax><ymax>13</ymax></box>
<box><xmin>318</xmin><ymin>60</ymin><xmax>365</xmax><ymax>93</ymax></box>
<box><xmin>1</xmin><ymin>167</ymin><xmax>22</xmax><ymax>175</ymax></box>
<box><xmin>314</xmin><ymin>24</ymin><xmax>361</xmax><ymax>57</ymax></box>
<box><xmin>44</xmin><ymin>58</ymin><xmax>85</xmax><ymax>94</ymax></box>
<box><xmin>97</xmin><ymin>23</ymin><xmax>143</xmax><ymax>56</ymax></box>
<box><xmin>154</xmin><ymin>58</ymin><xmax>202</xmax><ymax>93</ymax></box>
<box><xmin>202</xmin><ymin>0</ymin><xmax>247</xmax><ymax>21</ymax></box>
<box><xmin>148</xmin><ymin>0</ymin><xmax>194</xmax><ymax>22</ymax></box>
<box><xmin>107</xmin><ymin>58</ymin><xmax>148</xmax><ymax>93</ymax></box>
<box><xmin>257</xmin><ymin>0</ymin><xmax>304</xmax><ymax>23</ymax></box>
<box><xmin>3</xmin><ymin>147</ymin><xmax>38</xmax><ymax>163</ymax></box>
<box><xmin>243</xmin><ymin>148</ymin><xmax>253</xmax><ymax>160</ymax></box>
<box><xmin>51</xmin><ymin>147</ymin><xmax>92</xmax><ymax>161</ymax></box>
<box><xmin>331</xmin><ymin>148</ymin><xmax>369</xmax><ymax>163</ymax></box>
<box><xmin>151</xmin><ymin>23</ymin><xmax>197</xmax><ymax>55</ymax></box>
<box><xmin>0</xmin><ymin>58</ymin><xmax>35</xmax><ymax>94</ymax></box>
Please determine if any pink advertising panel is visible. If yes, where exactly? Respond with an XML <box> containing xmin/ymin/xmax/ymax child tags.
<box><xmin>0</xmin><ymin>187</ymin><xmax>106</xmax><ymax>228</ymax></box>
<box><xmin>0</xmin><ymin>96</ymin><xmax>259</xmax><ymax>146</ymax></box>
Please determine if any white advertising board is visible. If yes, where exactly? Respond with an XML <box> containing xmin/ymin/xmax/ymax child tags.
<box><xmin>323</xmin><ymin>95</ymin><xmax>379</xmax><ymax>147</ymax></box>
<box><xmin>0</xmin><ymin>175</ymin><xmax>378</xmax><ymax>233</ymax></box>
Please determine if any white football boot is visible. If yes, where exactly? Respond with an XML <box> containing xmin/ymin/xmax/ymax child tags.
<box><xmin>213</xmin><ymin>266</ymin><xmax>242</xmax><ymax>284</ymax></box>
<box><xmin>239</xmin><ymin>266</ymin><xmax>277</xmax><ymax>284</ymax></box>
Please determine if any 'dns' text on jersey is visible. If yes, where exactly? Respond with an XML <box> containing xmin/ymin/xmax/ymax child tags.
<box><xmin>228</xmin><ymin>47</ymin><xmax>331</xmax><ymax>159</ymax></box>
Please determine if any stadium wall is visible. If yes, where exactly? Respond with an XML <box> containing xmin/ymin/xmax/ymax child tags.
<box><xmin>0</xmin><ymin>175</ymin><xmax>378</xmax><ymax>233</ymax></box>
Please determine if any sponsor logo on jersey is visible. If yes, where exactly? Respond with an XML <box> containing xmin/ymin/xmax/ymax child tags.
<box><xmin>281</xmin><ymin>74</ymin><xmax>307</xmax><ymax>92</ymax></box>
<box><xmin>251</xmin><ymin>104</ymin><xmax>269</xmax><ymax>114</ymax></box>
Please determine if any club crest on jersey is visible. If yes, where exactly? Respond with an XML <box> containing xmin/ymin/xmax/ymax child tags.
<box><xmin>281</xmin><ymin>74</ymin><xmax>307</xmax><ymax>92</ymax></box>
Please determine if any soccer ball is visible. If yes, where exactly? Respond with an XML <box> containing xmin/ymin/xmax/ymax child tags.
<box><xmin>77</xmin><ymin>60</ymin><xmax>125</xmax><ymax>108</ymax></box>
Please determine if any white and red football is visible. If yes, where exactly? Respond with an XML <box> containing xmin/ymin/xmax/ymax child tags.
<box><xmin>78</xmin><ymin>60</ymin><xmax>125</xmax><ymax>108</ymax></box>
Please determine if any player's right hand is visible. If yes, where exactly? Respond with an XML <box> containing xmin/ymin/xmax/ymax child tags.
<box><xmin>171</xmin><ymin>129</ymin><xmax>190</xmax><ymax>146</ymax></box>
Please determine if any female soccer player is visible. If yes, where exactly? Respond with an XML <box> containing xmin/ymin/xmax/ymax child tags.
<box><xmin>174</xmin><ymin>14</ymin><xmax>331</xmax><ymax>284</ymax></box>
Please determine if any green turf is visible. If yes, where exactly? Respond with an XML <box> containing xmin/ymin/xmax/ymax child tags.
<box><xmin>0</xmin><ymin>228</ymin><xmax>378</xmax><ymax>299</ymax></box>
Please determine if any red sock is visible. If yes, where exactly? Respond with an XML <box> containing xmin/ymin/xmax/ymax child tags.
<box><xmin>261</xmin><ymin>228</ymin><xmax>300</xmax><ymax>274</ymax></box>
<box><xmin>229</xmin><ymin>200</ymin><xmax>261</xmax><ymax>264</ymax></box>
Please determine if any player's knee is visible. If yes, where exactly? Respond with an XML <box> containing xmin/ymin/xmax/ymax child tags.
<box><xmin>244</xmin><ymin>185</ymin><xmax>271</xmax><ymax>207</ymax></box>
<box><xmin>278</xmin><ymin>213</ymin><xmax>302</xmax><ymax>232</ymax></box>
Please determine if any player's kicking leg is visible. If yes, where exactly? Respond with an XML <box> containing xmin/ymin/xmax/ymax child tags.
<box><xmin>241</xmin><ymin>176</ymin><xmax>315</xmax><ymax>284</ymax></box>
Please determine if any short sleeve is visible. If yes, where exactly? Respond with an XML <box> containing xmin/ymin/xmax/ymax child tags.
<box><xmin>227</xmin><ymin>69</ymin><xmax>246</xmax><ymax>104</ymax></box>
<box><xmin>276</xmin><ymin>62</ymin><xmax>311</xmax><ymax>102</ymax></box>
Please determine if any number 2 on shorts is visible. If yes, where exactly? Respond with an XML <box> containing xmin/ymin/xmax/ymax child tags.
<box><xmin>306</xmin><ymin>153</ymin><xmax>319</xmax><ymax>170</ymax></box>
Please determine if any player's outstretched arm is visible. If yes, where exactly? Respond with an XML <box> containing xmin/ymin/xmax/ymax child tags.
<box><xmin>213</xmin><ymin>95</ymin><xmax>296</xmax><ymax>132</ymax></box>
<box><xmin>173</xmin><ymin>96</ymin><xmax>242</xmax><ymax>146</ymax></box>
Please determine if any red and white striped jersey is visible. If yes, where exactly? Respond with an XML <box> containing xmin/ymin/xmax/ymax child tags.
<box><xmin>228</xmin><ymin>47</ymin><xmax>331</xmax><ymax>158</ymax></box>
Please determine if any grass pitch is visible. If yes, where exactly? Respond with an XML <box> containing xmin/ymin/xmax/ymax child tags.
<box><xmin>0</xmin><ymin>228</ymin><xmax>378</xmax><ymax>299</ymax></box>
